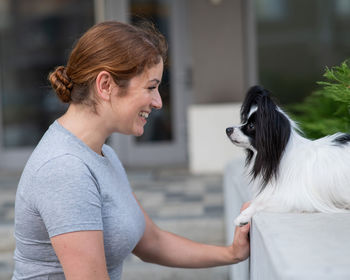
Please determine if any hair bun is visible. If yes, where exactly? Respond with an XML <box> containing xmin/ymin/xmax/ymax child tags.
<box><xmin>48</xmin><ymin>66</ymin><xmax>73</xmax><ymax>103</ymax></box>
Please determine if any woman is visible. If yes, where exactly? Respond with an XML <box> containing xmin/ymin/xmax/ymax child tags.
<box><xmin>13</xmin><ymin>21</ymin><xmax>250</xmax><ymax>279</ymax></box>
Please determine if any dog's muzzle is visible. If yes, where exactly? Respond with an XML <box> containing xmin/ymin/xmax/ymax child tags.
<box><xmin>226</xmin><ymin>127</ymin><xmax>234</xmax><ymax>137</ymax></box>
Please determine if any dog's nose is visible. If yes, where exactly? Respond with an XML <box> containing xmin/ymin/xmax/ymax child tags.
<box><xmin>226</xmin><ymin>127</ymin><xmax>234</xmax><ymax>136</ymax></box>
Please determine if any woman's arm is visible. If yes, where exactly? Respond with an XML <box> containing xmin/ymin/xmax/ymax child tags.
<box><xmin>51</xmin><ymin>230</ymin><xmax>110</xmax><ymax>280</ymax></box>
<box><xmin>133</xmin><ymin>196</ymin><xmax>250</xmax><ymax>268</ymax></box>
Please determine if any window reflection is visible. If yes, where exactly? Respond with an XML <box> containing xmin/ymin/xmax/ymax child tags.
<box><xmin>335</xmin><ymin>0</ymin><xmax>350</xmax><ymax>17</ymax></box>
<box><xmin>0</xmin><ymin>0</ymin><xmax>94</xmax><ymax>147</ymax></box>
<box><xmin>256</xmin><ymin>0</ymin><xmax>287</xmax><ymax>21</ymax></box>
<box><xmin>255</xmin><ymin>0</ymin><xmax>350</xmax><ymax>104</ymax></box>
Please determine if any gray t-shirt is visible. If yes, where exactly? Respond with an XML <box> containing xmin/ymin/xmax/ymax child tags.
<box><xmin>12</xmin><ymin>121</ymin><xmax>145</xmax><ymax>279</ymax></box>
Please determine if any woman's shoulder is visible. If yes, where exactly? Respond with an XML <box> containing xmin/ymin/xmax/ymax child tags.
<box><xmin>26</xmin><ymin>141</ymin><xmax>90</xmax><ymax>179</ymax></box>
<box><xmin>17</xmin><ymin>153</ymin><xmax>100</xmax><ymax>214</ymax></box>
<box><xmin>22</xmin><ymin>154</ymin><xmax>94</xmax><ymax>192</ymax></box>
<box><xmin>27</xmin><ymin>121</ymin><xmax>105</xmax><ymax>174</ymax></box>
<box><xmin>35</xmin><ymin>154</ymin><xmax>89</xmax><ymax>176</ymax></box>
<box><xmin>26</xmin><ymin>122</ymin><xmax>76</xmax><ymax>165</ymax></box>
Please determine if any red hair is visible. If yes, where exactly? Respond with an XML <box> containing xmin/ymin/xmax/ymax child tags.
<box><xmin>49</xmin><ymin>21</ymin><xmax>167</xmax><ymax>106</ymax></box>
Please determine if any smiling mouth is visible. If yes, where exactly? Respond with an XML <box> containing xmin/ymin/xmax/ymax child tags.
<box><xmin>139</xmin><ymin>111</ymin><xmax>150</xmax><ymax>119</ymax></box>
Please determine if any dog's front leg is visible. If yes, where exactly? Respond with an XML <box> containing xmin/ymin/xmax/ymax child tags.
<box><xmin>234</xmin><ymin>197</ymin><xmax>270</xmax><ymax>226</ymax></box>
<box><xmin>234</xmin><ymin>204</ymin><xmax>258</xmax><ymax>226</ymax></box>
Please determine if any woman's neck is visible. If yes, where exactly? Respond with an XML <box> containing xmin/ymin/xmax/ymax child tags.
<box><xmin>58</xmin><ymin>104</ymin><xmax>109</xmax><ymax>156</ymax></box>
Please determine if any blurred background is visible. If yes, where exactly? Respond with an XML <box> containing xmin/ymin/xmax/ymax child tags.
<box><xmin>1</xmin><ymin>0</ymin><xmax>350</xmax><ymax>170</ymax></box>
<box><xmin>0</xmin><ymin>0</ymin><xmax>350</xmax><ymax>279</ymax></box>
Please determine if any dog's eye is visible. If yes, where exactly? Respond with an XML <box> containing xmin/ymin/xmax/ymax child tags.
<box><xmin>248</xmin><ymin>123</ymin><xmax>255</xmax><ymax>130</ymax></box>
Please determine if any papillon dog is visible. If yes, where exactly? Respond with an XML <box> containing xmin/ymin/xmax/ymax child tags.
<box><xmin>226</xmin><ymin>85</ymin><xmax>350</xmax><ymax>226</ymax></box>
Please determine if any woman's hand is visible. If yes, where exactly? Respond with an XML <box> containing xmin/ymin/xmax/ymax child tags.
<box><xmin>229</xmin><ymin>202</ymin><xmax>251</xmax><ymax>262</ymax></box>
<box><xmin>133</xmin><ymin>193</ymin><xmax>250</xmax><ymax>267</ymax></box>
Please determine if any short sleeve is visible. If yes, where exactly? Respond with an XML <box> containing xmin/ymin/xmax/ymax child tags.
<box><xmin>32</xmin><ymin>155</ymin><xmax>103</xmax><ymax>237</ymax></box>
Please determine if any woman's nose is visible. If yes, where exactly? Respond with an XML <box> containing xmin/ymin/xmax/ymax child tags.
<box><xmin>152</xmin><ymin>91</ymin><xmax>163</xmax><ymax>110</ymax></box>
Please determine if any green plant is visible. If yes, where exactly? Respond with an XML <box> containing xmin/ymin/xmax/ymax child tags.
<box><xmin>289</xmin><ymin>60</ymin><xmax>350</xmax><ymax>139</ymax></box>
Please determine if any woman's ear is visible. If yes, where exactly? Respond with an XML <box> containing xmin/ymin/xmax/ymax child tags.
<box><xmin>95</xmin><ymin>71</ymin><xmax>117</xmax><ymax>101</ymax></box>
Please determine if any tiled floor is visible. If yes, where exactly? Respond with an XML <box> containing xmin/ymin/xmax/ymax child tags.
<box><xmin>0</xmin><ymin>168</ymin><xmax>229</xmax><ymax>280</ymax></box>
<box><xmin>0</xmin><ymin>170</ymin><xmax>19</xmax><ymax>279</ymax></box>
<box><xmin>130</xmin><ymin>169</ymin><xmax>225</xmax><ymax>220</ymax></box>
<box><xmin>125</xmin><ymin>168</ymin><xmax>229</xmax><ymax>280</ymax></box>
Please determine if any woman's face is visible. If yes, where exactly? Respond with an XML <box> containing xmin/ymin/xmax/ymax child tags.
<box><xmin>110</xmin><ymin>59</ymin><xmax>164</xmax><ymax>136</ymax></box>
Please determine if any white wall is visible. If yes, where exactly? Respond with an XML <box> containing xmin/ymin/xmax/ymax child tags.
<box><xmin>188</xmin><ymin>0</ymin><xmax>245</xmax><ymax>104</ymax></box>
<box><xmin>188</xmin><ymin>103</ymin><xmax>245</xmax><ymax>174</ymax></box>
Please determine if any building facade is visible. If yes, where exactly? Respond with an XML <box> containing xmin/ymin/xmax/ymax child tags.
<box><xmin>0</xmin><ymin>0</ymin><xmax>349</xmax><ymax>170</ymax></box>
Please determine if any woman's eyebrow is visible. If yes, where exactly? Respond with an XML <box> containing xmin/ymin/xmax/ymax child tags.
<box><xmin>149</xmin><ymin>79</ymin><xmax>160</xmax><ymax>84</ymax></box>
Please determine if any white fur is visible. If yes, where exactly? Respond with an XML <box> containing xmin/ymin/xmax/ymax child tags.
<box><xmin>232</xmin><ymin>112</ymin><xmax>350</xmax><ymax>226</ymax></box>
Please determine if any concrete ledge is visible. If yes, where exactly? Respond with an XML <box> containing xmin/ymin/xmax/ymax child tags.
<box><xmin>251</xmin><ymin>212</ymin><xmax>350</xmax><ymax>280</ymax></box>
<box><xmin>224</xmin><ymin>158</ymin><xmax>251</xmax><ymax>280</ymax></box>
<box><xmin>224</xmin><ymin>158</ymin><xmax>350</xmax><ymax>280</ymax></box>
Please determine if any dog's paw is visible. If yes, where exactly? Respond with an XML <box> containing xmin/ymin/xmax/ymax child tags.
<box><xmin>234</xmin><ymin>213</ymin><xmax>251</xmax><ymax>227</ymax></box>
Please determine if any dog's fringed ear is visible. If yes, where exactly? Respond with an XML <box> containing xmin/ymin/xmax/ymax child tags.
<box><xmin>241</xmin><ymin>85</ymin><xmax>270</xmax><ymax>123</ymax></box>
<box><xmin>252</xmin><ymin>91</ymin><xmax>291</xmax><ymax>187</ymax></box>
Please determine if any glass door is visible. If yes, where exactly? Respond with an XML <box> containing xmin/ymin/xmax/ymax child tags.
<box><xmin>111</xmin><ymin>0</ymin><xmax>191</xmax><ymax>167</ymax></box>
<box><xmin>130</xmin><ymin>1</ymin><xmax>173</xmax><ymax>143</ymax></box>
<box><xmin>0</xmin><ymin>0</ymin><xmax>95</xmax><ymax>168</ymax></box>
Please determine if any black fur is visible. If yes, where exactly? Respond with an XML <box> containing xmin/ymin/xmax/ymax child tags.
<box><xmin>333</xmin><ymin>134</ymin><xmax>350</xmax><ymax>145</ymax></box>
<box><xmin>241</xmin><ymin>86</ymin><xmax>291</xmax><ymax>188</ymax></box>
<box><xmin>240</xmin><ymin>85</ymin><xmax>270</xmax><ymax>123</ymax></box>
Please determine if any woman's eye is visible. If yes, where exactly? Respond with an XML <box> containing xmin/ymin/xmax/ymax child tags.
<box><xmin>148</xmin><ymin>86</ymin><xmax>156</xmax><ymax>91</ymax></box>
